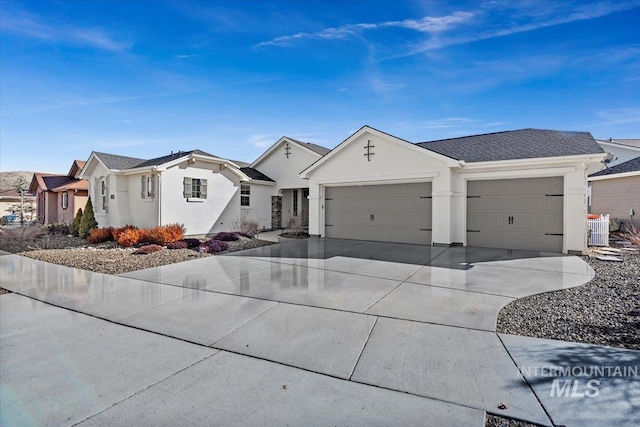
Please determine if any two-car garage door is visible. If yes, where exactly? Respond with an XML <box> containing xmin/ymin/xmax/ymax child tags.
<box><xmin>323</xmin><ymin>177</ymin><xmax>564</xmax><ymax>252</ymax></box>
<box><xmin>467</xmin><ymin>177</ymin><xmax>564</xmax><ymax>252</ymax></box>
<box><xmin>325</xmin><ymin>183</ymin><xmax>432</xmax><ymax>244</ymax></box>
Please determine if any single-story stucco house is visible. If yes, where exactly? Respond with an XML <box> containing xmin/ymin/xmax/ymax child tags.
<box><xmin>300</xmin><ymin>126</ymin><xmax>606</xmax><ymax>254</ymax></box>
<box><xmin>30</xmin><ymin>160</ymin><xmax>88</xmax><ymax>224</ymax></box>
<box><xmin>78</xmin><ymin>137</ymin><xmax>329</xmax><ymax>235</ymax></box>
<box><xmin>79</xmin><ymin>125</ymin><xmax>606</xmax><ymax>253</ymax></box>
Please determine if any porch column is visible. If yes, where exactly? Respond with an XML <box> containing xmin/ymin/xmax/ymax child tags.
<box><xmin>308</xmin><ymin>181</ymin><xmax>323</xmax><ymax>236</ymax></box>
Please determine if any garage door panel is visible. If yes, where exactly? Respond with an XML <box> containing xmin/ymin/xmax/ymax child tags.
<box><xmin>467</xmin><ymin>178</ymin><xmax>563</xmax><ymax>252</ymax></box>
<box><xmin>325</xmin><ymin>183</ymin><xmax>431</xmax><ymax>244</ymax></box>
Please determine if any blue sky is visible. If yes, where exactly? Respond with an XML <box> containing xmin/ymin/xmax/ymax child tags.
<box><xmin>1</xmin><ymin>0</ymin><xmax>639</xmax><ymax>173</ymax></box>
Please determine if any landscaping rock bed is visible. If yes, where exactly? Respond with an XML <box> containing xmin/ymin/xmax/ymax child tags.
<box><xmin>16</xmin><ymin>238</ymin><xmax>273</xmax><ymax>275</ymax></box>
<box><xmin>496</xmin><ymin>253</ymin><xmax>640</xmax><ymax>350</ymax></box>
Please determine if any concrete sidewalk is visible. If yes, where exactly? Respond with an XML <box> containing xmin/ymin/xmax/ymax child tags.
<box><xmin>1</xmin><ymin>241</ymin><xmax>636</xmax><ymax>426</ymax></box>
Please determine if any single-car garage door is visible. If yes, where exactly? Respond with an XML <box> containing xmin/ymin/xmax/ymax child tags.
<box><xmin>325</xmin><ymin>183</ymin><xmax>432</xmax><ymax>244</ymax></box>
<box><xmin>467</xmin><ymin>177</ymin><xmax>563</xmax><ymax>252</ymax></box>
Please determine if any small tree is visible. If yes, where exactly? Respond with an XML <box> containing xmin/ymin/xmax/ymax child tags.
<box><xmin>70</xmin><ymin>208</ymin><xmax>83</xmax><ymax>237</ymax></box>
<box><xmin>11</xmin><ymin>177</ymin><xmax>29</xmax><ymax>226</ymax></box>
<box><xmin>79</xmin><ymin>198</ymin><xmax>98</xmax><ymax>239</ymax></box>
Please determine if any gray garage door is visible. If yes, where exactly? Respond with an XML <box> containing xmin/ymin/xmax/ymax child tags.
<box><xmin>325</xmin><ymin>183</ymin><xmax>432</xmax><ymax>244</ymax></box>
<box><xmin>467</xmin><ymin>177</ymin><xmax>563</xmax><ymax>252</ymax></box>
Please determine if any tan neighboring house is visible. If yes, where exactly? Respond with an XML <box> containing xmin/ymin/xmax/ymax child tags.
<box><xmin>30</xmin><ymin>160</ymin><xmax>89</xmax><ymax>224</ymax></box>
<box><xmin>588</xmin><ymin>156</ymin><xmax>640</xmax><ymax>227</ymax></box>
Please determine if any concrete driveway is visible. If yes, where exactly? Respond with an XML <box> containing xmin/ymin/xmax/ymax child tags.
<box><xmin>2</xmin><ymin>240</ymin><xmax>637</xmax><ymax>426</ymax></box>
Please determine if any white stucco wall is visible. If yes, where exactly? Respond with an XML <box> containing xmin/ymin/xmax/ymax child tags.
<box><xmin>239</xmin><ymin>183</ymin><xmax>273</xmax><ymax>231</ymax></box>
<box><xmin>254</xmin><ymin>141</ymin><xmax>321</xmax><ymax>191</ymax></box>
<box><xmin>159</xmin><ymin>160</ymin><xmax>242</xmax><ymax>235</ymax></box>
<box><xmin>126</xmin><ymin>173</ymin><xmax>158</xmax><ymax>228</ymax></box>
<box><xmin>82</xmin><ymin>159</ymin><xmax>112</xmax><ymax>228</ymax></box>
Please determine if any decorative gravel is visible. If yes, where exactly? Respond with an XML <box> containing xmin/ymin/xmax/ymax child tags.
<box><xmin>496</xmin><ymin>253</ymin><xmax>640</xmax><ymax>350</ymax></box>
<box><xmin>485</xmin><ymin>414</ymin><xmax>540</xmax><ymax>427</ymax></box>
<box><xmin>12</xmin><ymin>238</ymin><xmax>273</xmax><ymax>275</ymax></box>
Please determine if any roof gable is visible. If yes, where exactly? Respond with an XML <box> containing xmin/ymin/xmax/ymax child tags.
<box><xmin>251</xmin><ymin>136</ymin><xmax>329</xmax><ymax>168</ymax></box>
<box><xmin>417</xmin><ymin>129</ymin><xmax>604</xmax><ymax>162</ymax></box>
<box><xmin>300</xmin><ymin>125</ymin><xmax>458</xmax><ymax>178</ymax></box>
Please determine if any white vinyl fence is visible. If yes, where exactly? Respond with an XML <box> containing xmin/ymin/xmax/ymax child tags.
<box><xmin>588</xmin><ymin>214</ymin><xmax>609</xmax><ymax>246</ymax></box>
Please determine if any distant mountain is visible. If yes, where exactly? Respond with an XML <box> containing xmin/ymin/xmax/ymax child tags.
<box><xmin>0</xmin><ymin>171</ymin><xmax>36</xmax><ymax>190</ymax></box>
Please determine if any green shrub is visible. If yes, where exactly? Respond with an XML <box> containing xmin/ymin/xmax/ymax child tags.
<box><xmin>45</xmin><ymin>223</ymin><xmax>70</xmax><ymax>235</ymax></box>
<box><xmin>79</xmin><ymin>197</ymin><xmax>98</xmax><ymax>239</ymax></box>
<box><xmin>70</xmin><ymin>208</ymin><xmax>83</xmax><ymax>237</ymax></box>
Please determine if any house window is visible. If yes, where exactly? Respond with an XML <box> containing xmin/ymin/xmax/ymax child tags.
<box><xmin>293</xmin><ymin>189</ymin><xmax>298</xmax><ymax>216</ymax></box>
<box><xmin>141</xmin><ymin>175</ymin><xmax>155</xmax><ymax>199</ymax></box>
<box><xmin>303</xmin><ymin>188</ymin><xmax>309</xmax><ymax>198</ymax></box>
<box><xmin>61</xmin><ymin>192</ymin><xmax>69</xmax><ymax>209</ymax></box>
<box><xmin>101</xmin><ymin>180</ymin><xmax>107</xmax><ymax>211</ymax></box>
<box><xmin>240</xmin><ymin>185</ymin><xmax>250</xmax><ymax>206</ymax></box>
<box><xmin>183</xmin><ymin>177</ymin><xmax>207</xmax><ymax>199</ymax></box>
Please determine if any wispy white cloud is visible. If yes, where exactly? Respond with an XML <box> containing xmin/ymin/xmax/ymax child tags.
<box><xmin>0</xmin><ymin>8</ymin><xmax>131</xmax><ymax>51</ymax></box>
<box><xmin>255</xmin><ymin>11</ymin><xmax>473</xmax><ymax>47</ymax></box>
<box><xmin>593</xmin><ymin>107</ymin><xmax>640</xmax><ymax>126</ymax></box>
<box><xmin>402</xmin><ymin>0</ymin><xmax>640</xmax><ymax>56</ymax></box>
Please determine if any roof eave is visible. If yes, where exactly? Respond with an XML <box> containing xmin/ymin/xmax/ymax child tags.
<box><xmin>458</xmin><ymin>153</ymin><xmax>608</xmax><ymax>169</ymax></box>
<box><xmin>588</xmin><ymin>170</ymin><xmax>640</xmax><ymax>181</ymax></box>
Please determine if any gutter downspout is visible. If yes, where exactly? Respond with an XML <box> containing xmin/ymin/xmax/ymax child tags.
<box><xmin>157</xmin><ymin>172</ymin><xmax>162</xmax><ymax>227</ymax></box>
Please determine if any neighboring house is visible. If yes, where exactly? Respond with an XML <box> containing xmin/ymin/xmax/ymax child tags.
<box><xmin>29</xmin><ymin>161</ymin><xmax>88</xmax><ymax>224</ymax></box>
<box><xmin>300</xmin><ymin>126</ymin><xmax>606</xmax><ymax>254</ymax></box>
<box><xmin>592</xmin><ymin>139</ymin><xmax>640</xmax><ymax>173</ymax></box>
<box><xmin>588</xmin><ymin>156</ymin><xmax>640</xmax><ymax>227</ymax></box>
<box><xmin>249</xmin><ymin>137</ymin><xmax>330</xmax><ymax>228</ymax></box>
<box><xmin>78</xmin><ymin>150</ymin><xmax>277</xmax><ymax>235</ymax></box>
<box><xmin>0</xmin><ymin>187</ymin><xmax>37</xmax><ymax>223</ymax></box>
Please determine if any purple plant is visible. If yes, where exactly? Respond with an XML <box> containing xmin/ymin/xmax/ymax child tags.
<box><xmin>166</xmin><ymin>241</ymin><xmax>188</xmax><ymax>250</ymax></box>
<box><xmin>213</xmin><ymin>232</ymin><xmax>239</xmax><ymax>241</ymax></box>
<box><xmin>133</xmin><ymin>244</ymin><xmax>163</xmax><ymax>255</ymax></box>
<box><xmin>181</xmin><ymin>238</ymin><xmax>202</xmax><ymax>248</ymax></box>
<box><xmin>200</xmin><ymin>239</ymin><xmax>229</xmax><ymax>253</ymax></box>
<box><xmin>167</xmin><ymin>238</ymin><xmax>201</xmax><ymax>250</ymax></box>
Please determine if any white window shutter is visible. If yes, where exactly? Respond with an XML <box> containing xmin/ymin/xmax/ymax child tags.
<box><xmin>200</xmin><ymin>179</ymin><xmax>207</xmax><ymax>199</ymax></box>
<box><xmin>141</xmin><ymin>176</ymin><xmax>146</xmax><ymax>198</ymax></box>
<box><xmin>183</xmin><ymin>177</ymin><xmax>192</xmax><ymax>198</ymax></box>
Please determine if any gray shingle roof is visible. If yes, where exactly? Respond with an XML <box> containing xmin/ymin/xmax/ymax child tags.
<box><xmin>94</xmin><ymin>152</ymin><xmax>147</xmax><ymax>170</ymax></box>
<box><xmin>240</xmin><ymin>167</ymin><xmax>275</xmax><ymax>182</ymax></box>
<box><xmin>288</xmin><ymin>137</ymin><xmax>331</xmax><ymax>155</ymax></box>
<box><xmin>133</xmin><ymin>150</ymin><xmax>217</xmax><ymax>168</ymax></box>
<box><xmin>416</xmin><ymin>129</ymin><xmax>604</xmax><ymax>162</ymax></box>
<box><xmin>590</xmin><ymin>156</ymin><xmax>640</xmax><ymax>177</ymax></box>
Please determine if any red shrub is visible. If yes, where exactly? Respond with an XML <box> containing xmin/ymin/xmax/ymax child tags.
<box><xmin>146</xmin><ymin>223</ymin><xmax>186</xmax><ymax>245</ymax></box>
<box><xmin>117</xmin><ymin>229</ymin><xmax>144</xmax><ymax>247</ymax></box>
<box><xmin>133</xmin><ymin>244</ymin><xmax>163</xmax><ymax>255</ymax></box>
<box><xmin>112</xmin><ymin>225</ymin><xmax>137</xmax><ymax>241</ymax></box>
<box><xmin>87</xmin><ymin>227</ymin><xmax>115</xmax><ymax>244</ymax></box>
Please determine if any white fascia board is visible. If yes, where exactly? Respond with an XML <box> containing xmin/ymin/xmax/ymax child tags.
<box><xmin>243</xmin><ymin>179</ymin><xmax>276</xmax><ymax>186</ymax></box>
<box><xmin>299</xmin><ymin>125</ymin><xmax>457</xmax><ymax>178</ymax></box>
<box><xmin>459</xmin><ymin>153</ymin><xmax>607</xmax><ymax>170</ymax></box>
<box><xmin>315</xmin><ymin>171</ymin><xmax>439</xmax><ymax>186</ymax></box>
<box><xmin>250</xmin><ymin>136</ymin><xmax>322</xmax><ymax>168</ymax></box>
<box><xmin>588</xmin><ymin>170</ymin><xmax>640</xmax><ymax>181</ymax></box>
